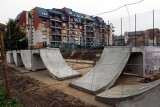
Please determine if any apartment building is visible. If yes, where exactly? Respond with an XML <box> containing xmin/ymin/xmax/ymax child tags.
<box><xmin>124</xmin><ymin>28</ymin><xmax>160</xmax><ymax>46</ymax></box>
<box><xmin>15</xmin><ymin>7</ymin><xmax>109</xmax><ymax>48</ymax></box>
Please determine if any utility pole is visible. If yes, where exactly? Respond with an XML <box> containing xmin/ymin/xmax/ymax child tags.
<box><xmin>0</xmin><ymin>31</ymin><xmax>11</xmax><ymax>98</ymax></box>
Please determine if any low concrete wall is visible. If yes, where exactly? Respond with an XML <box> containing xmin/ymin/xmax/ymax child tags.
<box><xmin>6</xmin><ymin>51</ymin><xmax>14</xmax><ymax>64</ymax></box>
<box><xmin>12</xmin><ymin>50</ymin><xmax>23</xmax><ymax>66</ymax></box>
<box><xmin>96</xmin><ymin>80</ymin><xmax>160</xmax><ymax>107</ymax></box>
<box><xmin>117</xmin><ymin>84</ymin><xmax>160</xmax><ymax>107</ymax></box>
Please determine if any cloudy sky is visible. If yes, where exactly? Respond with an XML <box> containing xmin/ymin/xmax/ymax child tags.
<box><xmin>0</xmin><ymin>0</ymin><xmax>160</xmax><ymax>24</ymax></box>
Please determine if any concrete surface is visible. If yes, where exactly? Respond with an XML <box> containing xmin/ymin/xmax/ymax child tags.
<box><xmin>20</xmin><ymin>50</ymin><xmax>46</xmax><ymax>71</ymax></box>
<box><xmin>69</xmin><ymin>46</ymin><xmax>131</xmax><ymax>94</ymax></box>
<box><xmin>40</xmin><ymin>48</ymin><xmax>82</xmax><ymax>80</ymax></box>
<box><xmin>145</xmin><ymin>46</ymin><xmax>160</xmax><ymax>71</ymax></box>
<box><xmin>9</xmin><ymin>63</ymin><xmax>110</xmax><ymax>107</ymax></box>
<box><xmin>12</xmin><ymin>50</ymin><xmax>24</xmax><ymax>66</ymax></box>
<box><xmin>6</xmin><ymin>51</ymin><xmax>14</xmax><ymax>63</ymax></box>
<box><xmin>125</xmin><ymin>47</ymin><xmax>145</xmax><ymax>77</ymax></box>
<box><xmin>96</xmin><ymin>79</ymin><xmax>160</xmax><ymax>107</ymax></box>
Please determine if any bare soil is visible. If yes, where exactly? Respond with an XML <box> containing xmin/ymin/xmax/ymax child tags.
<box><xmin>0</xmin><ymin>63</ymin><xmax>97</xmax><ymax>107</ymax></box>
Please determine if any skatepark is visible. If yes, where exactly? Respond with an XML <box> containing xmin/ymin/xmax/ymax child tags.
<box><xmin>6</xmin><ymin>46</ymin><xmax>160</xmax><ymax>107</ymax></box>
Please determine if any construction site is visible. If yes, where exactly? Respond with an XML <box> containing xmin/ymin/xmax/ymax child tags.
<box><xmin>1</xmin><ymin>1</ymin><xmax>160</xmax><ymax>107</ymax></box>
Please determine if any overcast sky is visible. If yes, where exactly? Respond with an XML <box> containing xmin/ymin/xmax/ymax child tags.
<box><xmin>0</xmin><ymin>0</ymin><xmax>160</xmax><ymax>24</ymax></box>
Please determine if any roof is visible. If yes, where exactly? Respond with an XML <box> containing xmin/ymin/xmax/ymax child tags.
<box><xmin>48</xmin><ymin>9</ymin><xmax>63</xmax><ymax>16</ymax></box>
<box><xmin>18</xmin><ymin>6</ymin><xmax>107</xmax><ymax>26</ymax></box>
<box><xmin>73</xmin><ymin>11</ymin><xmax>85</xmax><ymax>24</ymax></box>
<box><xmin>48</xmin><ymin>8</ymin><xmax>67</xmax><ymax>21</ymax></box>
<box><xmin>95</xmin><ymin>16</ymin><xmax>104</xmax><ymax>24</ymax></box>
<box><xmin>63</xmin><ymin>7</ymin><xmax>74</xmax><ymax>17</ymax></box>
<box><xmin>15</xmin><ymin>12</ymin><xmax>23</xmax><ymax>21</ymax></box>
<box><xmin>37</xmin><ymin>7</ymin><xmax>50</xmax><ymax>18</ymax></box>
<box><xmin>128</xmin><ymin>31</ymin><xmax>145</xmax><ymax>36</ymax></box>
<box><xmin>113</xmin><ymin>36</ymin><xmax>125</xmax><ymax>40</ymax></box>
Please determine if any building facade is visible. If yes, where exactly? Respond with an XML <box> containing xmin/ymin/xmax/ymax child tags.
<box><xmin>16</xmin><ymin>7</ymin><xmax>109</xmax><ymax>48</ymax></box>
<box><xmin>124</xmin><ymin>29</ymin><xmax>160</xmax><ymax>46</ymax></box>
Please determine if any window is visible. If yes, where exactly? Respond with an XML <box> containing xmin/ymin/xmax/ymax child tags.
<box><xmin>79</xmin><ymin>32</ymin><xmax>82</xmax><ymax>35</ymax></box>
<box><xmin>42</xmin><ymin>27</ymin><xmax>47</xmax><ymax>32</ymax></box>
<box><xmin>62</xmin><ymin>30</ymin><xmax>67</xmax><ymax>34</ymax></box>
<box><xmin>42</xmin><ymin>19</ymin><xmax>46</xmax><ymax>24</ymax></box>
<box><xmin>70</xmin><ymin>18</ymin><xmax>74</xmax><ymax>22</ymax></box>
<box><xmin>75</xmin><ymin>31</ymin><xmax>78</xmax><ymax>35</ymax></box>
<box><xmin>42</xmin><ymin>12</ymin><xmax>48</xmax><ymax>16</ymax></box>
<box><xmin>62</xmin><ymin>16</ymin><xmax>65</xmax><ymax>20</ymax></box>
<box><xmin>75</xmin><ymin>25</ymin><xmax>78</xmax><ymax>28</ymax></box>
<box><xmin>62</xmin><ymin>23</ymin><xmax>66</xmax><ymax>27</ymax></box>
<box><xmin>79</xmin><ymin>26</ymin><xmax>82</xmax><ymax>29</ymax></box>
<box><xmin>69</xmin><ymin>11</ymin><xmax>72</xmax><ymax>15</ymax></box>
<box><xmin>22</xmin><ymin>23</ymin><xmax>25</xmax><ymax>27</ymax></box>
<box><xmin>74</xmin><ymin>18</ymin><xmax>78</xmax><ymax>22</ymax></box>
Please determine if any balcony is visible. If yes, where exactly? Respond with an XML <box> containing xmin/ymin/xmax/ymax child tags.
<box><xmin>50</xmin><ymin>17</ymin><xmax>62</xmax><ymax>22</ymax></box>
<box><xmin>86</xmin><ymin>29</ymin><xmax>94</xmax><ymax>32</ymax></box>
<box><xmin>85</xmin><ymin>23</ymin><xmax>94</xmax><ymax>27</ymax></box>
<box><xmin>50</xmin><ymin>25</ymin><xmax>62</xmax><ymax>29</ymax></box>
<box><xmin>51</xmin><ymin>31</ymin><xmax>61</xmax><ymax>36</ymax></box>
<box><xmin>50</xmin><ymin>39</ymin><xmax>61</xmax><ymax>42</ymax></box>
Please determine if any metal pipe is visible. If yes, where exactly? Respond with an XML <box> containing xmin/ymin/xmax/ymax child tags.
<box><xmin>0</xmin><ymin>31</ymin><xmax>11</xmax><ymax>98</ymax></box>
<box><xmin>121</xmin><ymin>17</ymin><xmax>123</xmax><ymax>46</ymax></box>
<box><xmin>153</xmin><ymin>10</ymin><xmax>155</xmax><ymax>46</ymax></box>
<box><xmin>135</xmin><ymin>14</ymin><xmax>137</xmax><ymax>46</ymax></box>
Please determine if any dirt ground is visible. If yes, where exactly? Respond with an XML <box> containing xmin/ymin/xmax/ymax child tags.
<box><xmin>7</xmin><ymin>61</ymin><xmax>110</xmax><ymax>107</ymax></box>
<box><xmin>3</xmin><ymin>58</ymin><xmax>156</xmax><ymax>107</ymax></box>
<box><xmin>0</xmin><ymin>63</ymin><xmax>97</xmax><ymax>107</ymax></box>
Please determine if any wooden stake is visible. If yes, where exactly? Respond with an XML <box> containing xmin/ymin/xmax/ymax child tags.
<box><xmin>0</xmin><ymin>31</ymin><xmax>11</xmax><ymax>98</ymax></box>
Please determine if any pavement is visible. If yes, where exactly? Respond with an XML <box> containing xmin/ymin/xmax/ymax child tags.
<box><xmin>96</xmin><ymin>79</ymin><xmax>160</xmax><ymax>107</ymax></box>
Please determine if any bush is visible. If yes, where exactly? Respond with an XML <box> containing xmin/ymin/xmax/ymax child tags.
<box><xmin>0</xmin><ymin>85</ymin><xmax>21</xmax><ymax>107</ymax></box>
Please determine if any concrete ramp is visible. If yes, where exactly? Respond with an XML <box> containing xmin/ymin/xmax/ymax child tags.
<box><xmin>96</xmin><ymin>80</ymin><xmax>160</xmax><ymax>107</ymax></box>
<box><xmin>20</xmin><ymin>50</ymin><xmax>46</xmax><ymax>71</ymax></box>
<box><xmin>6</xmin><ymin>51</ymin><xmax>14</xmax><ymax>64</ymax></box>
<box><xmin>40</xmin><ymin>48</ymin><xmax>82</xmax><ymax>80</ymax></box>
<box><xmin>12</xmin><ymin>50</ymin><xmax>23</xmax><ymax>66</ymax></box>
<box><xmin>69</xmin><ymin>46</ymin><xmax>131</xmax><ymax>94</ymax></box>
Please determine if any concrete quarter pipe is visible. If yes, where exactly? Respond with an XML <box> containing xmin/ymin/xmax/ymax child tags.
<box><xmin>6</xmin><ymin>51</ymin><xmax>14</xmax><ymax>64</ymax></box>
<box><xmin>69</xmin><ymin>46</ymin><xmax>131</xmax><ymax>94</ymax></box>
<box><xmin>12</xmin><ymin>50</ymin><xmax>23</xmax><ymax>66</ymax></box>
<box><xmin>96</xmin><ymin>80</ymin><xmax>160</xmax><ymax>107</ymax></box>
<box><xmin>20</xmin><ymin>50</ymin><xmax>46</xmax><ymax>71</ymax></box>
<box><xmin>40</xmin><ymin>48</ymin><xmax>82</xmax><ymax>80</ymax></box>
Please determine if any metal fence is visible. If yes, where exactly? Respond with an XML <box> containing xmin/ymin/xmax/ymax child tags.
<box><xmin>109</xmin><ymin>9</ymin><xmax>160</xmax><ymax>47</ymax></box>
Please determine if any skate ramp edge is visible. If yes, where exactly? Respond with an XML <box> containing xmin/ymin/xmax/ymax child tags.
<box><xmin>96</xmin><ymin>79</ymin><xmax>160</xmax><ymax>107</ymax></box>
<box><xmin>40</xmin><ymin>48</ymin><xmax>82</xmax><ymax>80</ymax></box>
<box><xmin>69</xmin><ymin>46</ymin><xmax>131</xmax><ymax>94</ymax></box>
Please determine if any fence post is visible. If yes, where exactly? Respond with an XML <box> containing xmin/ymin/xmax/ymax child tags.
<box><xmin>0</xmin><ymin>31</ymin><xmax>11</xmax><ymax>98</ymax></box>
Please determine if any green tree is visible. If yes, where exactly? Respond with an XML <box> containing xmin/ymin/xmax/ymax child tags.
<box><xmin>0</xmin><ymin>23</ymin><xmax>5</xmax><ymax>34</ymax></box>
<box><xmin>4</xmin><ymin>19</ymin><xmax>28</xmax><ymax>50</ymax></box>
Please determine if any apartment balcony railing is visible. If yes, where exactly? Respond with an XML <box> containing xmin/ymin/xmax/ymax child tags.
<box><xmin>51</xmin><ymin>31</ymin><xmax>61</xmax><ymax>35</ymax></box>
<box><xmin>50</xmin><ymin>25</ymin><xmax>62</xmax><ymax>29</ymax></box>
<box><xmin>50</xmin><ymin>17</ymin><xmax>62</xmax><ymax>22</ymax></box>
<box><xmin>51</xmin><ymin>38</ymin><xmax>61</xmax><ymax>42</ymax></box>
<box><xmin>86</xmin><ymin>29</ymin><xmax>94</xmax><ymax>32</ymax></box>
